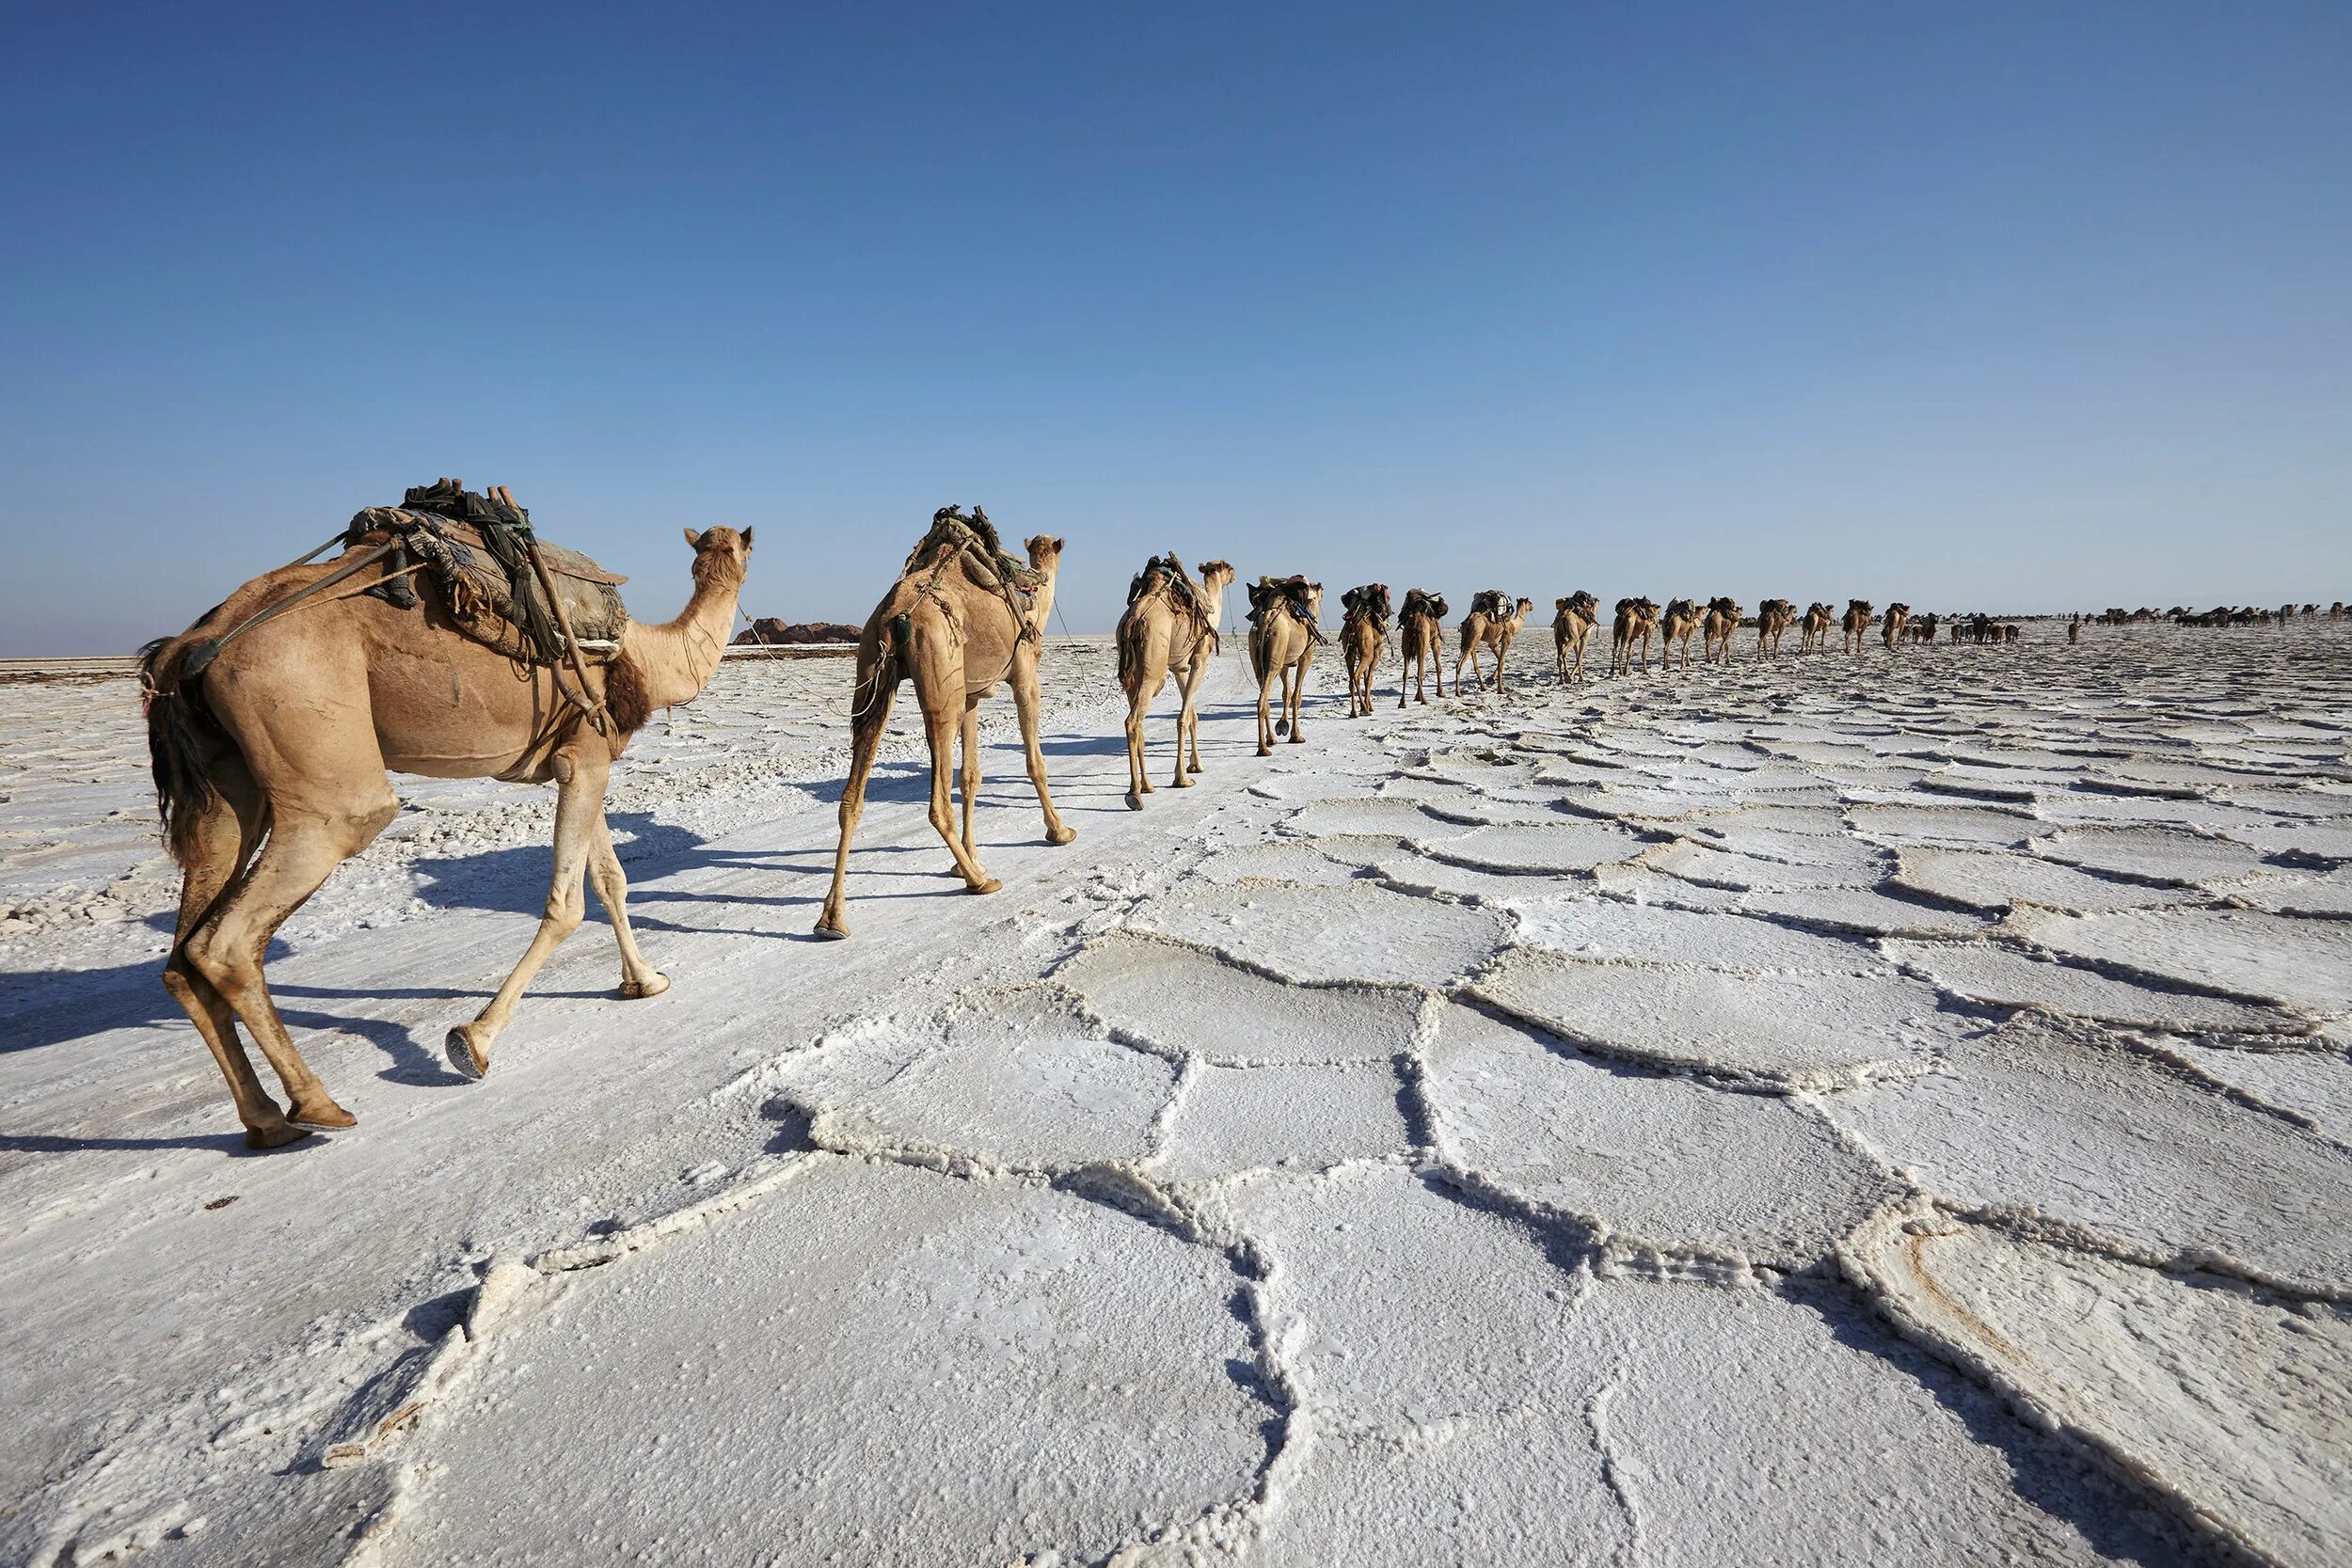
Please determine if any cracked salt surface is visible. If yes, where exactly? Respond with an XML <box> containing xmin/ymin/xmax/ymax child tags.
<box><xmin>7</xmin><ymin>623</ymin><xmax>2349</xmax><ymax>1567</ymax></box>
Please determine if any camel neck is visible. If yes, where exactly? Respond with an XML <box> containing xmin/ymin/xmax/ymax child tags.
<box><xmin>624</xmin><ymin>566</ymin><xmax>742</xmax><ymax>709</ymax></box>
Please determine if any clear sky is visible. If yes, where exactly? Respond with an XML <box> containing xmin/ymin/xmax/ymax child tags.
<box><xmin>3</xmin><ymin>2</ymin><xmax>2347</xmax><ymax>653</ymax></box>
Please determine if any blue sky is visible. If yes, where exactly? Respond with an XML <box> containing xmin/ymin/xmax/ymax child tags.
<box><xmin>3</xmin><ymin>2</ymin><xmax>2347</xmax><ymax>652</ymax></box>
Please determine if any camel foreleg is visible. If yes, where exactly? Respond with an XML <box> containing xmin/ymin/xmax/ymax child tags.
<box><xmin>815</xmin><ymin>678</ymin><xmax>898</xmax><ymax>939</ymax></box>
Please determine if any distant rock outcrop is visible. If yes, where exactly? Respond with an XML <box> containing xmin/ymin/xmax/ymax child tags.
<box><xmin>732</xmin><ymin>618</ymin><xmax>861</xmax><ymax>645</ymax></box>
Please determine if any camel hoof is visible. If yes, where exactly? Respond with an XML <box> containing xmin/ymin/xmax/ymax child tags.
<box><xmin>290</xmin><ymin>1099</ymin><xmax>358</xmax><ymax>1131</ymax></box>
<box><xmin>968</xmin><ymin>878</ymin><xmax>1004</xmax><ymax>895</ymax></box>
<box><xmin>620</xmin><ymin>972</ymin><xmax>671</xmax><ymax>1000</ymax></box>
<box><xmin>445</xmin><ymin>1027</ymin><xmax>490</xmax><ymax>1082</ymax></box>
<box><xmin>1274</xmin><ymin>721</ymin><xmax>1289</xmax><ymax>738</ymax></box>
<box><xmin>1172</xmin><ymin>774</ymin><xmax>1195</xmax><ymax>788</ymax></box>
<box><xmin>244</xmin><ymin>1122</ymin><xmax>314</xmax><ymax>1150</ymax></box>
<box><xmin>1289</xmin><ymin>733</ymin><xmax>1305</xmax><ymax>744</ymax></box>
<box><xmin>815</xmin><ymin>920</ymin><xmax>850</xmax><ymax>941</ymax></box>
<box><xmin>1048</xmin><ymin>825</ymin><xmax>1076</xmax><ymax>845</ymax></box>
<box><xmin>1127</xmin><ymin>793</ymin><xmax>1145</xmax><ymax>811</ymax></box>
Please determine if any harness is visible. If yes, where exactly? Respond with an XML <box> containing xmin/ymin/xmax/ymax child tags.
<box><xmin>904</xmin><ymin>506</ymin><xmax>1043</xmax><ymax>645</ymax></box>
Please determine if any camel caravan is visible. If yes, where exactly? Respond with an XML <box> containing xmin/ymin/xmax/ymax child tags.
<box><xmin>142</xmin><ymin>479</ymin><xmax>2163</xmax><ymax>1144</ymax></box>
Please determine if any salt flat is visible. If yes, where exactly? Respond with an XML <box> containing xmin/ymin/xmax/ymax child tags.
<box><xmin>2</xmin><ymin>621</ymin><xmax>2348</xmax><ymax>1566</ymax></box>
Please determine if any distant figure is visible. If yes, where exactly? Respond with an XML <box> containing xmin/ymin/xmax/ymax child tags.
<box><xmin>2068</xmin><ymin>614</ymin><xmax>2082</xmax><ymax>644</ymax></box>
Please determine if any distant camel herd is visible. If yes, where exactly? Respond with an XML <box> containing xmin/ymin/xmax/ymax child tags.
<box><xmin>132</xmin><ymin>497</ymin><xmax>2343</xmax><ymax>1147</ymax></box>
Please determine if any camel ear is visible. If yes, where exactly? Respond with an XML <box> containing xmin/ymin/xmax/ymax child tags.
<box><xmin>740</xmin><ymin>527</ymin><xmax>754</xmax><ymax>549</ymax></box>
<box><xmin>684</xmin><ymin>528</ymin><xmax>704</xmax><ymax>549</ymax></box>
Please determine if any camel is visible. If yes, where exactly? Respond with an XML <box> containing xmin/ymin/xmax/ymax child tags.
<box><xmin>1882</xmin><ymin>603</ymin><xmax>1912</xmax><ymax>651</ymax></box>
<box><xmin>1610</xmin><ymin>596</ymin><xmax>1661</xmax><ymax>674</ymax></box>
<box><xmin>1841</xmin><ymin>599</ymin><xmax>1876</xmax><ymax>654</ymax></box>
<box><xmin>1249</xmin><ymin>577</ymin><xmax>1323</xmax><ymax>754</ymax></box>
<box><xmin>1340</xmin><ymin>584</ymin><xmax>1391</xmax><ymax>718</ymax></box>
<box><xmin>1116</xmin><ymin>554</ymin><xmax>1233</xmax><ymax>809</ymax></box>
<box><xmin>1800</xmin><ymin>601</ymin><xmax>1835</xmax><ymax>654</ymax></box>
<box><xmin>1659</xmin><ymin>598</ymin><xmax>1700</xmax><ymax>670</ymax></box>
<box><xmin>1700</xmin><ymin>596</ymin><xmax>1743</xmax><ymax>664</ymax></box>
<box><xmin>1552</xmin><ymin>591</ymin><xmax>1599</xmax><ymax>682</ymax></box>
<box><xmin>816</xmin><ymin>509</ymin><xmax>1073</xmax><ymax>939</ymax></box>
<box><xmin>1455</xmin><ymin>591</ymin><xmax>1534</xmax><ymax>692</ymax></box>
<box><xmin>1396</xmin><ymin>590</ymin><xmax>1448</xmax><ymax>706</ymax></box>
<box><xmin>1912</xmin><ymin>610</ymin><xmax>1939</xmax><ymax>643</ymax></box>
<box><xmin>1755</xmin><ymin>599</ymin><xmax>1795</xmax><ymax>658</ymax></box>
<box><xmin>138</xmin><ymin>491</ymin><xmax>751</xmax><ymax>1146</ymax></box>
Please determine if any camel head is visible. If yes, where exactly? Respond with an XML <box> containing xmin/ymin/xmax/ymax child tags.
<box><xmin>1556</xmin><ymin>596</ymin><xmax>1571</xmax><ymax>612</ymax></box>
<box><xmin>1025</xmin><ymin>534</ymin><xmax>1065</xmax><ymax>573</ymax></box>
<box><xmin>1306</xmin><ymin>582</ymin><xmax>1324</xmax><ymax>619</ymax></box>
<box><xmin>682</xmin><ymin>526</ymin><xmax>755</xmax><ymax>588</ymax></box>
<box><xmin>1198</xmin><ymin>560</ymin><xmax>1235</xmax><ymax>589</ymax></box>
<box><xmin>1514</xmin><ymin>597</ymin><xmax>1534</xmax><ymax>619</ymax></box>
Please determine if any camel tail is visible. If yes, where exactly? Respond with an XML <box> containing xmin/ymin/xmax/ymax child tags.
<box><xmin>139</xmin><ymin>637</ymin><xmax>227</xmax><ymax>869</ymax></box>
<box><xmin>851</xmin><ymin>612</ymin><xmax>910</xmax><ymax>730</ymax></box>
<box><xmin>1115</xmin><ymin>607</ymin><xmax>1147</xmax><ymax>689</ymax></box>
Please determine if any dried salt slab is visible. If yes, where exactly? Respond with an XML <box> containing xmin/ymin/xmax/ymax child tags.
<box><xmin>2007</xmin><ymin>906</ymin><xmax>2351</xmax><ymax>1015</ymax></box>
<box><xmin>1826</xmin><ymin>1019</ymin><xmax>2352</xmax><ymax>1291</ymax></box>
<box><xmin>2034</xmin><ymin>824</ymin><xmax>2268</xmax><ymax>885</ymax></box>
<box><xmin>1891</xmin><ymin>846</ymin><xmax>2182</xmax><ymax>913</ymax></box>
<box><xmin>811</xmin><ymin>990</ymin><xmax>1172</xmax><ymax>1168</ymax></box>
<box><xmin>1194</xmin><ymin>839</ymin><xmax>1365</xmax><ymax>888</ymax></box>
<box><xmin>1684</xmin><ymin>801</ymin><xmax>1854</xmax><ymax>837</ymax></box>
<box><xmin>2169</xmin><ymin>1040</ymin><xmax>2352</xmax><ymax>1139</ymax></box>
<box><xmin>1133</xmin><ymin>879</ymin><xmax>1512</xmax><ymax>988</ymax></box>
<box><xmin>2222</xmin><ymin>820</ymin><xmax>2352</xmax><ymax>865</ymax></box>
<box><xmin>1056</xmin><ymin>933</ymin><xmax>1419</xmax><ymax>1065</ymax></box>
<box><xmin>1423</xmin><ymin>1004</ymin><xmax>1890</xmax><ymax>1267</ymax></box>
<box><xmin>1686</xmin><ymin>821</ymin><xmax>1892</xmax><ymax>875</ymax></box>
<box><xmin>1152</xmin><ymin>1061</ymin><xmax>1411</xmax><ymax>1180</ymax></box>
<box><xmin>2230</xmin><ymin>871</ymin><xmax>2352</xmax><ymax>918</ymax></box>
<box><xmin>1285</xmin><ymin>798</ymin><xmax>1477</xmax><ymax>840</ymax></box>
<box><xmin>1643</xmin><ymin>837</ymin><xmax>1886</xmax><ymax>892</ymax></box>
<box><xmin>1883</xmin><ymin>940</ymin><xmax>2305</xmax><ymax>1036</ymax></box>
<box><xmin>1372</xmin><ymin>776</ymin><xmax>1561</xmax><ymax>823</ymax></box>
<box><xmin>1470</xmin><ymin>948</ymin><xmax>1950</xmax><ymax>1089</ymax></box>
<box><xmin>1517</xmin><ymin>897</ymin><xmax>1878</xmax><ymax>972</ymax></box>
<box><xmin>1588</xmin><ymin>863</ymin><xmax>1748</xmax><ymax>911</ymax></box>
<box><xmin>1846</xmin><ymin>800</ymin><xmax>2040</xmax><ymax>847</ymax></box>
<box><xmin>1323</xmin><ymin>838</ymin><xmax>1582</xmax><ymax>901</ymax></box>
<box><xmin>1842</xmin><ymin>1205</ymin><xmax>2352</xmax><ymax>1568</ymax></box>
<box><xmin>1734</xmin><ymin>886</ymin><xmax>1993</xmax><ymax>938</ymax></box>
<box><xmin>1422</xmin><ymin>822</ymin><xmax>1649</xmax><ymax>877</ymax></box>
<box><xmin>403</xmin><ymin>1158</ymin><xmax>1270</xmax><ymax>1567</ymax></box>
<box><xmin>1211</xmin><ymin>1164</ymin><xmax>1582</xmax><ymax>1425</ymax></box>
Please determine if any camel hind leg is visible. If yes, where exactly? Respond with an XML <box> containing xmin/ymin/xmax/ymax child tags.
<box><xmin>1123</xmin><ymin>675</ymin><xmax>1153</xmax><ymax>808</ymax></box>
<box><xmin>585</xmin><ymin>811</ymin><xmax>667</xmax><ymax>1000</ymax></box>
<box><xmin>958</xmin><ymin>698</ymin><xmax>982</xmax><ymax>859</ymax></box>
<box><xmin>162</xmin><ymin>774</ymin><xmax>301</xmax><ymax>1148</ymax></box>
<box><xmin>912</xmin><ymin>652</ymin><xmax>997</xmax><ymax>893</ymax></box>
<box><xmin>816</xmin><ymin>666</ymin><xmax>898</xmax><ymax>938</ymax></box>
<box><xmin>1173</xmin><ymin>655</ymin><xmax>1203</xmax><ymax>786</ymax></box>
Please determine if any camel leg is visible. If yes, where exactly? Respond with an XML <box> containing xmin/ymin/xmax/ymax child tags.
<box><xmin>1173</xmin><ymin>661</ymin><xmax>1200</xmax><ymax>787</ymax></box>
<box><xmin>1285</xmin><ymin>657</ymin><xmax>1307</xmax><ymax>742</ymax></box>
<box><xmin>959</xmin><ymin>697</ymin><xmax>982</xmax><ymax>861</ymax></box>
<box><xmin>1257</xmin><ymin>663</ymin><xmax>1277</xmax><ymax>754</ymax></box>
<box><xmin>815</xmin><ymin>679</ymin><xmax>898</xmax><ymax>939</ymax></box>
<box><xmin>162</xmin><ymin>783</ymin><xmax>301</xmax><ymax>1148</ymax></box>
<box><xmin>585</xmin><ymin>810</ymin><xmax>667</xmax><ymax>1000</ymax></box>
<box><xmin>1012</xmin><ymin>646</ymin><xmax>1076</xmax><ymax>845</ymax></box>
<box><xmin>188</xmin><ymin>798</ymin><xmax>393</xmax><ymax>1130</ymax></box>
<box><xmin>914</xmin><ymin>663</ymin><xmax>997</xmax><ymax>893</ymax></box>
<box><xmin>446</xmin><ymin>751</ymin><xmax>607</xmax><ymax>1078</ymax></box>
<box><xmin>1124</xmin><ymin>680</ymin><xmax>1152</xmax><ymax>808</ymax></box>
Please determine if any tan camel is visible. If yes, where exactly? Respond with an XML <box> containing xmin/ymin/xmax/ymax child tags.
<box><xmin>1883</xmin><ymin>602</ymin><xmax>1912</xmax><ymax>651</ymax></box>
<box><xmin>1552</xmin><ymin>591</ymin><xmax>1599</xmax><ymax>682</ymax></box>
<box><xmin>1660</xmin><ymin>598</ymin><xmax>1700</xmax><ymax>670</ymax></box>
<box><xmin>1755</xmin><ymin>598</ymin><xmax>1795</xmax><ymax>658</ymax></box>
<box><xmin>1800</xmin><ymin>601</ymin><xmax>1835</xmax><ymax>654</ymax></box>
<box><xmin>1116</xmin><ymin>554</ymin><xmax>1233</xmax><ymax>809</ymax></box>
<box><xmin>1340</xmin><ymin>583</ymin><xmax>1391</xmax><ymax>718</ymax></box>
<box><xmin>1396</xmin><ymin>590</ymin><xmax>1447</xmax><ymax>706</ymax></box>
<box><xmin>1841</xmin><ymin>599</ymin><xmax>1876</xmax><ymax>654</ymax></box>
<box><xmin>1454</xmin><ymin>592</ymin><xmax>1534</xmax><ymax>692</ymax></box>
<box><xmin>1610</xmin><ymin>596</ymin><xmax>1661</xmax><ymax>674</ymax></box>
<box><xmin>1700</xmin><ymin>596</ymin><xmax>1744</xmax><ymax>665</ymax></box>
<box><xmin>1249</xmin><ymin>577</ymin><xmax>1322</xmax><ymax>752</ymax></box>
<box><xmin>140</xmin><ymin>499</ymin><xmax>751</xmax><ymax>1146</ymax></box>
<box><xmin>816</xmin><ymin>511</ymin><xmax>1073</xmax><ymax>939</ymax></box>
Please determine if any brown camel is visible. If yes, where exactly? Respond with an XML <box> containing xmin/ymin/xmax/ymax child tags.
<box><xmin>1610</xmin><ymin>596</ymin><xmax>1661</xmax><ymax>674</ymax></box>
<box><xmin>1396</xmin><ymin>590</ymin><xmax>1448</xmax><ymax>705</ymax></box>
<box><xmin>1883</xmin><ymin>602</ymin><xmax>1912</xmax><ymax>651</ymax></box>
<box><xmin>1552</xmin><ymin>591</ymin><xmax>1599</xmax><ymax>682</ymax></box>
<box><xmin>1659</xmin><ymin>598</ymin><xmax>1700</xmax><ymax>670</ymax></box>
<box><xmin>1756</xmin><ymin>598</ymin><xmax>1795</xmax><ymax>658</ymax></box>
<box><xmin>1340</xmin><ymin>583</ymin><xmax>1391</xmax><ymax>718</ymax></box>
<box><xmin>1116</xmin><ymin>554</ymin><xmax>1233</xmax><ymax>809</ymax></box>
<box><xmin>1700</xmin><ymin>596</ymin><xmax>1744</xmax><ymax>665</ymax></box>
<box><xmin>1800</xmin><ymin>602</ymin><xmax>1835</xmax><ymax>654</ymax></box>
<box><xmin>140</xmin><ymin>496</ymin><xmax>751</xmax><ymax>1146</ymax></box>
<box><xmin>1249</xmin><ymin>577</ymin><xmax>1323</xmax><ymax>754</ymax></box>
<box><xmin>1841</xmin><ymin>599</ymin><xmax>1876</xmax><ymax>654</ymax></box>
<box><xmin>1454</xmin><ymin>592</ymin><xmax>1534</xmax><ymax>692</ymax></box>
<box><xmin>816</xmin><ymin>510</ymin><xmax>1073</xmax><ymax>939</ymax></box>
